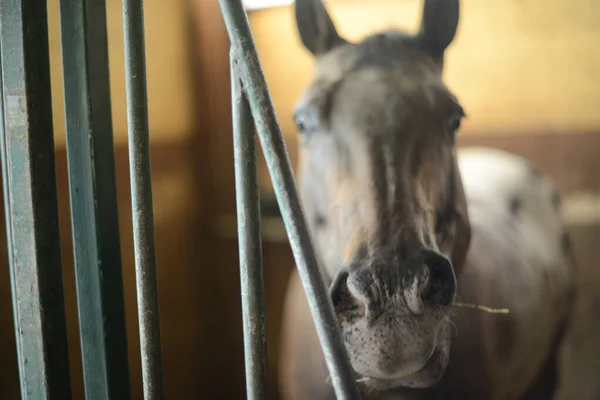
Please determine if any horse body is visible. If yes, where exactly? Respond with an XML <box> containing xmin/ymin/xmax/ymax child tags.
<box><xmin>278</xmin><ymin>0</ymin><xmax>575</xmax><ymax>398</ymax></box>
<box><xmin>280</xmin><ymin>147</ymin><xmax>574</xmax><ymax>400</ymax></box>
<box><xmin>428</xmin><ymin>147</ymin><xmax>574</xmax><ymax>400</ymax></box>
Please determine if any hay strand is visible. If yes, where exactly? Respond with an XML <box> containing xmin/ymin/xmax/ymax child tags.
<box><xmin>453</xmin><ymin>301</ymin><xmax>510</xmax><ymax>314</ymax></box>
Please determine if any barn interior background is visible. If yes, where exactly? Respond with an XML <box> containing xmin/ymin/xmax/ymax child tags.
<box><xmin>0</xmin><ymin>0</ymin><xmax>598</xmax><ymax>399</ymax></box>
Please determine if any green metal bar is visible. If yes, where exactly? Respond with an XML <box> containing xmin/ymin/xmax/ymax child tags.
<box><xmin>122</xmin><ymin>0</ymin><xmax>165</xmax><ymax>399</ymax></box>
<box><xmin>217</xmin><ymin>1</ymin><xmax>361</xmax><ymax>399</ymax></box>
<box><xmin>0</xmin><ymin>1</ymin><xmax>72</xmax><ymax>399</ymax></box>
<box><xmin>231</xmin><ymin>51</ymin><xmax>268</xmax><ymax>400</ymax></box>
<box><xmin>58</xmin><ymin>0</ymin><xmax>132</xmax><ymax>398</ymax></box>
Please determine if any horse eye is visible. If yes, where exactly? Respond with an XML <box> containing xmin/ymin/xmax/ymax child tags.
<box><xmin>294</xmin><ymin>112</ymin><xmax>307</xmax><ymax>132</ymax></box>
<box><xmin>446</xmin><ymin>100</ymin><xmax>467</xmax><ymax>137</ymax></box>
<box><xmin>447</xmin><ymin>105</ymin><xmax>465</xmax><ymax>137</ymax></box>
<box><xmin>447</xmin><ymin>114</ymin><xmax>462</xmax><ymax>134</ymax></box>
<box><xmin>294</xmin><ymin>108</ymin><xmax>319</xmax><ymax>134</ymax></box>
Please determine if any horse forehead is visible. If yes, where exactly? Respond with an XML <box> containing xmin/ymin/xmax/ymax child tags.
<box><xmin>297</xmin><ymin>71</ymin><xmax>445</xmax><ymax>127</ymax></box>
<box><xmin>301</xmin><ymin>38</ymin><xmax>441</xmax><ymax>105</ymax></box>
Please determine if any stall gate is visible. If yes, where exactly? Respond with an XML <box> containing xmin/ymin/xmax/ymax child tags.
<box><xmin>0</xmin><ymin>0</ymin><xmax>360</xmax><ymax>399</ymax></box>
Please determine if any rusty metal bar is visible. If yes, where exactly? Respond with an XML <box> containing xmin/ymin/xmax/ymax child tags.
<box><xmin>218</xmin><ymin>1</ymin><xmax>361</xmax><ymax>399</ymax></box>
<box><xmin>0</xmin><ymin>0</ymin><xmax>72</xmax><ymax>398</ymax></box>
<box><xmin>58</xmin><ymin>0</ymin><xmax>132</xmax><ymax>398</ymax></box>
<box><xmin>231</xmin><ymin>51</ymin><xmax>269</xmax><ymax>400</ymax></box>
<box><xmin>122</xmin><ymin>0</ymin><xmax>165</xmax><ymax>399</ymax></box>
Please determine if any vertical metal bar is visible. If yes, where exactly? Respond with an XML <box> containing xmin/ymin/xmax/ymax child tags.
<box><xmin>231</xmin><ymin>52</ymin><xmax>268</xmax><ymax>400</ymax></box>
<box><xmin>0</xmin><ymin>0</ymin><xmax>73</xmax><ymax>399</ymax></box>
<box><xmin>58</xmin><ymin>0</ymin><xmax>132</xmax><ymax>398</ymax></box>
<box><xmin>122</xmin><ymin>0</ymin><xmax>165</xmax><ymax>399</ymax></box>
<box><xmin>217</xmin><ymin>1</ymin><xmax>361</xmax><ymax>399</ymax></box>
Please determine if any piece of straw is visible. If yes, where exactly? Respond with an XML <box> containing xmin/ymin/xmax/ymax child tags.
<box><xmin>452</xmin><ymin>301</ymin><xmax>509</xmax><ymax>314</ymax></box>
<box><xmin>325</xmin><ymin>375</ymin><xmax>371</xmax><ymax>385</ymax></box>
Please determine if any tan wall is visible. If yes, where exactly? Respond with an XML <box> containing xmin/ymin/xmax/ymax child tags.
<box><xmin>47</xmin><ymin>0</ymin><xmax>196</xmax><ymax>146</ymax></box>
<box><xmin>249</xmin><ymin>0</ymin><xmax>600</xmax><ymax>142</ymax></box>
<box><xmin>1</xmin><ymin>1</ymin><xmax>205</xmax><ymax>399</ymax></box>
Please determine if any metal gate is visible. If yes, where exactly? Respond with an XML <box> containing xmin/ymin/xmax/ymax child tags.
<box><xmin>0</xmin><ymin>0</ymin><xmax>360</xmax><ymax>399</ymax></box>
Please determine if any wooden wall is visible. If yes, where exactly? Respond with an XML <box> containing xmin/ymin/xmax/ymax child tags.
<box><xmin>0</xmin><ymin>1</ymin><xmax>598</xmax><ymax>399</ymax></box>
<box><xmin>0</xmin><ymin>0</ymin><xmax>213</xmax><ymax>399</ymax></box>
<box><xmin>250</xmin><ymin>0</ymin><xmax>600</xmax><ymax>134</ymax></box>
<box><xmin>1</xmin><ymin>0</ymin><xmax>293</xmax><ymax>399</ymax></box>
<box><xmin>47</xmin><ymin>0</ymin><xmax>197</xmax><ymax>146</ymax></box>
<box><xmin>247</xmin><ymin>0</ymin><xmax>600</xmax><ymax>189</ymax></box>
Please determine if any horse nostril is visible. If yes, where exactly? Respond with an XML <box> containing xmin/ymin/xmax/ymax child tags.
<box><xmin>329</xmin><ymin>269</ymin><xmax>367</xmax><ymax>320</ymax></box>
<box><xmin>421</xmin><ymin>251</ymin><xmax>456</xmax><ymax>307</ymax></box>
<box><xmin>330</xmin><ymin>269</ymin><xmax>350</xmax><ymax>309</ymax></box>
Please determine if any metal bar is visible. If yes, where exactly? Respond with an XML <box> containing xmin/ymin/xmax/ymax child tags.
<box><xmin>0</xmin><ymin>0</ymin><xmax>72</xmax><ymax>398</ymax></box>
<box><xmin>231</xmin><ymin>52</ymin><xmax>268</xmax><ymax>400</ymax></box>
<box><xmin>217</xmin><ymin>2</ymin><xmax>361</xmax><ymax>399</ymax></box>
<box><xmin>122</xmin><ymin>0</ymin><xmax>165</xmax><ymax>399</ymax></box>
<box><xmin>58</xmin><ymin>0</ymin><xmax>132</xmax><ymax>398</ymax></box>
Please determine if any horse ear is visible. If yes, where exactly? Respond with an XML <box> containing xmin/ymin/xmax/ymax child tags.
<box><xmin>416</xmin><ymin>0</ymin><xmax>460</xmax><ymax>61</ymax></box>
<box><xmin>294</xmin><ymin>0</ymin><xmax>348</xmax><ymax>56</ymax></box>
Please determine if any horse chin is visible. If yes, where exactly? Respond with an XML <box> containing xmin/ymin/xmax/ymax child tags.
<box><xmin>361</xmin><ymin>319</ymin><xmax>451</xmax><ymax>392</ymax></box>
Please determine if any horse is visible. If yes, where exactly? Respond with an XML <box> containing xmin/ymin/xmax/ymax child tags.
<box><xmin>277</xmin><ymin>1</ymin><xmax>576</xmax><ymax>399</ymax></box>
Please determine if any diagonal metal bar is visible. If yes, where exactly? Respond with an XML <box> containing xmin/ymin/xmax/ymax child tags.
<box><xmin>0</xmin><ymin>1</ymin><xmax>72</xmax><ymax>399</ymax></box>
<box><xmin>231</xmin><ymin>51</ymin><xmax>269</xmax><ymax>400</ymax></box>
<box><xmin>58</xmin><ymin>0</ymin><xmax>132</xmax><ymax>398</ymax></box>
<box><xmin>122</xmin><ymin>0</ymin><xmax>165</xmax><ymax>399</ymax></box>
<box><xmin>218</xmin><ymin>1</ymin><xmax>361</xmax><ymax>399</ymax></box>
